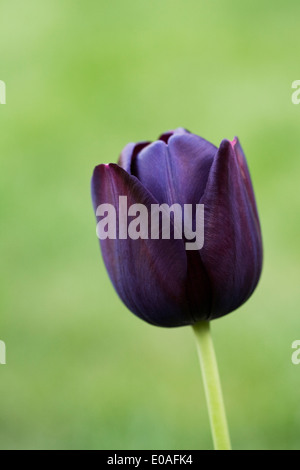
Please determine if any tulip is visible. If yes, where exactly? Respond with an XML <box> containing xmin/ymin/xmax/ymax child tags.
<box><xmin>91</xmin><ymin>128</ymin><xmax>263</xmax><ymax>450</ymax></box>
<box><xmin>91</xmin><ymin>128</ymin><xmax>263</xmax><ymax>328</ymax></box>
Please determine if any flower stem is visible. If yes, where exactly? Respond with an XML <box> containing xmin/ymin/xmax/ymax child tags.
<box><xmin>192</xmin><ymin>321</ymin><xmax>232</xmax><ymax>450</ymax></box>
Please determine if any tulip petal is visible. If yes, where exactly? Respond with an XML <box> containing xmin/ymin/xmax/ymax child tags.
<box><xmin>158</xmin><ymin>127</ymin><xmax>190</xmax><ymax>143</ymax></box>
<box><xmin>167</xmin><ymin>132</ymin><xmax>217</xmax><ymax>204</ymax></box>
<box><xmin>134</xmin><ymin>133</ymin><xmax>216</xmax><ymax>206</ymax></box>
<box><xmin>118</xmin><ymin>141</ymin><xmax>151</xmax><ymax>174</ymax></box>
<box><xmin>92</xmin><ymin>163</ymin><xmax>194</xmax><ymax>327</ymax></box>
<box><xmin>200</xmin><ymin>140</ymin><xmax>263</xmax><ymax>319</ymax></box>
<box><xmin>232</xmin><ymin>137</ymin><xmax>261</xmax><ymax>232</ymax></box>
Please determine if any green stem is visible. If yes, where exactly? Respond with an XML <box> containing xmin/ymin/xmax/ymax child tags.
<box><xmin>192</xmin><ymin>321</ymin><xmax>231</xmax><ymax>450</ymax></box>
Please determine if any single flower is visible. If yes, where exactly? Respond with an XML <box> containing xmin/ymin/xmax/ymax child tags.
<box><xmin>91</xmin><ymin>128</ymin><xmax>263</xmax><ymax>327</ymax></box>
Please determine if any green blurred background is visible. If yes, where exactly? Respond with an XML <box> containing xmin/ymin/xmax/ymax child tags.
<box><xmin>0</xmin><ymin>0</ymin><xmax>299</xmax><ymax>450</ymax></box>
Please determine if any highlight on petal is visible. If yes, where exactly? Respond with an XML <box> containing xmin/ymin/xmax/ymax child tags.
<box><xmin>200</xmin><ymin>139</ymin><xmax>263</xmax><ymax>319</ymax></box>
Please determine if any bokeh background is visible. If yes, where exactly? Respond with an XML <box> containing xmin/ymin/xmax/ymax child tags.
<box><xmin>0</xmin><ymin>0</ymin><xmax>299</xmax><ymax>450</ymax></box>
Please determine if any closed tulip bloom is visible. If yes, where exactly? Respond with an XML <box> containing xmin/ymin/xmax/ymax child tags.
<box><xmin>91</xmin><ymin>128</ymin><xmax>263</xmax><ymax>327</ymax></box>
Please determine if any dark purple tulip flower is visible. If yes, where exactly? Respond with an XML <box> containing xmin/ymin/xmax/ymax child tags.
<box><xmin>91</xmin><ymin>128</ymin><xmax>263</xmax><ymax>328</ymax></box>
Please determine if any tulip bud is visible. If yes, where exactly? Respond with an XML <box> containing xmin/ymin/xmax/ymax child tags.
<box><xmin>91</xmin><ymin>128</ymin><xmax>262</xmax><ymax>327</ymax></box>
